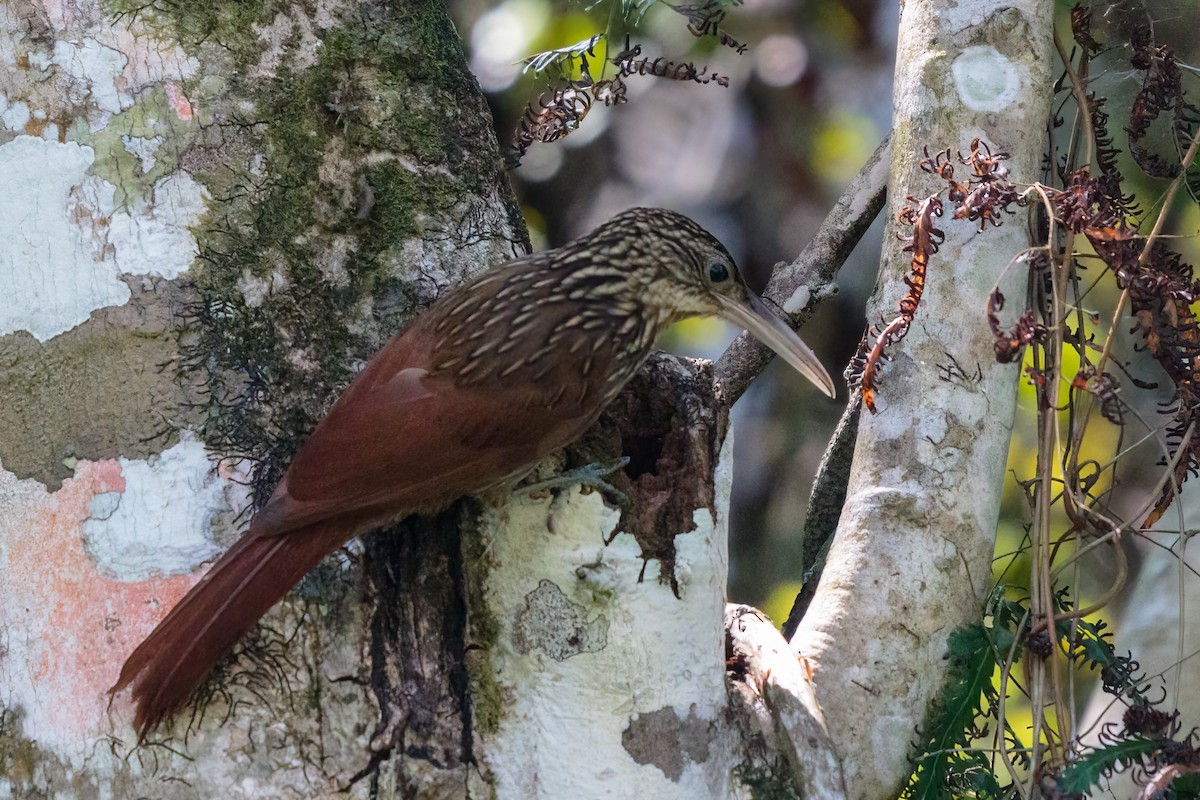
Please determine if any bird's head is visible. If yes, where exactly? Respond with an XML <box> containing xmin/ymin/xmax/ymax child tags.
<box><xmin>586</xmin><ymin>208</ymin><xmax>837</xmax><ymax>398</ymax></box>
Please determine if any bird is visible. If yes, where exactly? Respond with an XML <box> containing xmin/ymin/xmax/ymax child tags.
<box><xmin>111</xmin><ymin>207</ymin><xmax>836</xmax><ymax>736</ymax></box>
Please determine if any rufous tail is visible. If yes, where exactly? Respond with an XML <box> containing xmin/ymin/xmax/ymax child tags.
<box><xmin>112</xmin><ymin>521</ymin><xmax>348</xmax><ymax>737</ymax></box>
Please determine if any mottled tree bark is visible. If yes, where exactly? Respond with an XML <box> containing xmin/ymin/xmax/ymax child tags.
<box><xmin>0</xmin><ymin>2</ymin><xmax>754</xmax><ymax>797</ymax></box>
<box><xmin>0</xmin><ymin>1</ymin><xmax>524</xmax><ymax>796</ymax></box>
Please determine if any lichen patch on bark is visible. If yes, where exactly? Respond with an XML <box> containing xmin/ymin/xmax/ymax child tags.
<box><xmin>511</xmin><ymin>579</ymin><xmax>609</xmax><ymax>660</ymax></box>
<box><xmin>0</xmin><ymin>460</ymin><xmax>202</xmax><ymax>746</ymax></box>
<box><xmin>621</xmin><ymin>704</ymin><xmax>714</xmax><ymax>781</ymax></box>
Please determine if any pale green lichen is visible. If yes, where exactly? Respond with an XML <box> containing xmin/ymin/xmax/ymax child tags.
<box><xmin>75</xmin><ymin>85</ymin><xmax>197</xmax><ymax>207</ymax></box>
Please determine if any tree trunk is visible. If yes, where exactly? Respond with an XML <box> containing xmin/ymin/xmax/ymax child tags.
<box><xmin>0</xmin><ymin>0</ymin><xmax>524</xmax><ymax>796</ymax></box>
<box><xmin>788</xmin><ymin>1</ymin><xmax>1054</xmax><ymax>797</ymax></box>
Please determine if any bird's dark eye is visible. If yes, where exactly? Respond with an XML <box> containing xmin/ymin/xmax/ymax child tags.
<box><xmin>708</xmin><ymin>261</ymin><xmax>730</xmax><ymax>283</ymax></box>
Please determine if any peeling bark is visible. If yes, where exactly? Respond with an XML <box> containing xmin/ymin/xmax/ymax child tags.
<box><xmin>578</xmin><ymin>354</ymin><xmax>729</xmax><ymax>594</ymax></box>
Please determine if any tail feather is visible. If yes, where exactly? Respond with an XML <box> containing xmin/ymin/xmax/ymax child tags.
<box><xmin>112</xmin><ymin>521</ymin><xmax>349</xmax><ymax>737</ymax></box>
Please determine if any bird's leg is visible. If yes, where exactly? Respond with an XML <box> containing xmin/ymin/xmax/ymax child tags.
<box><xmin>516</xmin><ymin>457</ymin><xmax>631</xmax><ymax>535</ymax></box>
<box><xmin>514</xmin><ymin>456</ymin><xmax>631</xmax><ymax>508</ymax></box>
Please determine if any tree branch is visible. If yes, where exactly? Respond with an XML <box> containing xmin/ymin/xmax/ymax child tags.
<box><xmin>713</xmin><ymin>135</ymin><xmax>890</xmax><ymax>406</ymax></box>
<box><xmin>725</xmin><ymin>604</ymin><xmax>848</xmax><ymax>799</ymax></box>
<box><xmin>787</xmin><ymin>3</ymin><xmax>1054</xmax><ymax>796</ymax></box>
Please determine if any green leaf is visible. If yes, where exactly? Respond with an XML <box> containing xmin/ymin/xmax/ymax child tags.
<box><xmin>1056</xmin><ymin>738</ymin><xmax>1158</xmax><ymax>794</ymax></box>
<box><xmin>902</xmin><ymin>625</ymin><xmax>1000</xmax><ymax>800</ymax></box>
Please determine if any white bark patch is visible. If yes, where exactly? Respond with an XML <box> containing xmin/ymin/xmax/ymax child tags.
<box><xmin>121</xmin><ymin>134</ymin><xmax>164</xmax><ymax>171</ymax></box>
<box><xmin>782</xmin><ymin>284</ymin><xmax>811</xmax><ymax>314</ymax></box>
<box><xmin>478</xmin><ymin>435</ymin><xmax>739</xmax><ymax>798</ymax></box>
<box><xmin>52</xmin><ymin>38</ymin><xmax>129</xmax><ymax>122</ymax></box>
<box><xmin>0</xmin><ymin>97</ymin><xmax>31</xmax><ymax>131</ymax></box>
<box><xmin>81</xmin><ymin>432</ymin><xmax>232</xmax><ymax>581</ymax></box>
<box><xmin>0</xmin><ymin>136</ymin><xmax>208</xmax><ymax>341</ymax></box>
<box><xmin>951</xmin><ymin>46</ymin><xmax>1023</xmax><ymax>112</ymax></box>
<box><xmin>0</xmin><ymin>137</ymin><xmax>129</xmax><ymax>339</ymax></box>
<box><xmin>105</xmin><ymin>172</ymin><xmax>209</xmax><ymax>276</ymax></box>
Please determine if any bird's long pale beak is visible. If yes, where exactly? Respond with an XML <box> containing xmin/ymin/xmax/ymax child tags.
<box><xmin>718</xmin><ymin>292</ymin><xmax>837</xmax><ymax>398</ymax></box>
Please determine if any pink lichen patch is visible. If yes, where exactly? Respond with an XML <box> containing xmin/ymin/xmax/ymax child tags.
<box><xmin>2</xmin><ymin>460</ymin><xmax>203</xmax><ymax>742</ymax></box>
<box><xmin>165</xmin><ymin>82</ymin><xmax>193</xmax><ymax>121</ymax></box>
<box><xmin>90</xmin><ymin>458</ymin><xmax>126</xmax><ymax>494</ymax></box>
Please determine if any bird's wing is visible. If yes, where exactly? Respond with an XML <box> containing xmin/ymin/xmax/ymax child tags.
<box><xmin>256</xmin><ymin>319</ymin><xmax>610</xmax><ymax>535</ymax></box>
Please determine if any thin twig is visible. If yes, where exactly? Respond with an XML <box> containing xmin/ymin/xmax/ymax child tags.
<box><xmin>714</xmin><ymin>135</ymin><xmax>891</xmax><ymax>405</ymax></box>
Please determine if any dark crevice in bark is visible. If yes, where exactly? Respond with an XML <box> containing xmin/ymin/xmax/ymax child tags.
<box><xmin>575</xmin><ymin>353</ymin><xmax>729</xmax><ymax>595</ymax></box>
<box><xmin>357</xmin><ymin>503</ymin><xmax>473</xmax><ymax>787</ymax></box>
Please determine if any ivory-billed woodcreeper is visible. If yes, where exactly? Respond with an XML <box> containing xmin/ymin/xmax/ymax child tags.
<box><xmin>113</xmin><ymin>207</ymin><xmax>835</xmax><ymax>735</ymax></box>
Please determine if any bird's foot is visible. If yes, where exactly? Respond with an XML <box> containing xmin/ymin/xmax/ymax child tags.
<box><xmin>515</xmin><ymin>456</ymin><xmax>631</xmax><ymax>508</ymax></box>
